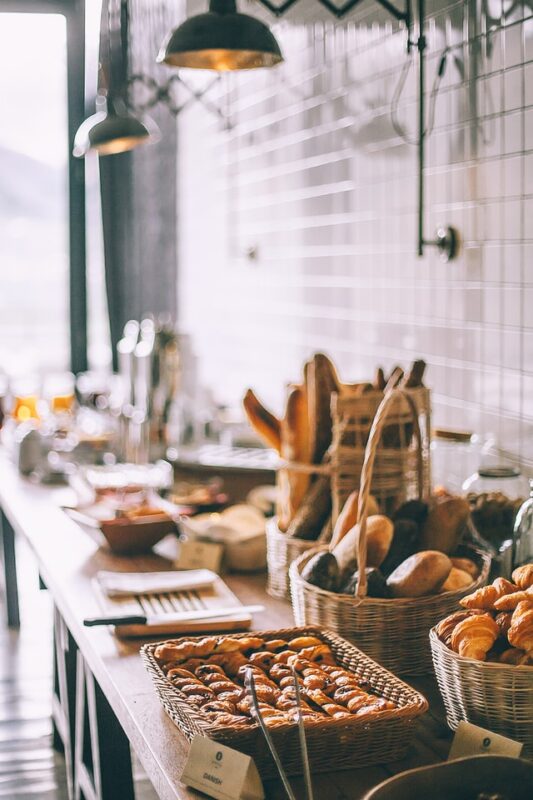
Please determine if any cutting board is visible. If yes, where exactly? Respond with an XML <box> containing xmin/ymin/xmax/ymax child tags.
<box><xmin>92</xmin><ymin>574</ymin><xmax>252</xmax><ymax>638</ymax></box>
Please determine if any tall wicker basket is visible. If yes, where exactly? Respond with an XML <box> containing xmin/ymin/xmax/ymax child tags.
<box><xmin>330</xmin><ymin>386</ymin><xmax>431</xmax><ymax>524</ymax></box>
<box><xmin>290</xmin><ymin>387</ymin><xmax>491</xmax><ymax>676</ymax></box>
<box><xmin>267</xmin><ymin>385</ymin><xmax>431</xmax><ymax>599</ymax></box>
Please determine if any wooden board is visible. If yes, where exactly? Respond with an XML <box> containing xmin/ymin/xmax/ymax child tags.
<box><xmin>92</xmin><ymin>575</ymin><xmax>252</xmax><ymax>638</ymax></box>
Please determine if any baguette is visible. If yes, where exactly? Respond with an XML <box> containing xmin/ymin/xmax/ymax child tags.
<box><xmin>279</xmin><ymin>384</ymin><xmax>311</xmax><ymax>522</ymax></box>
<box><xmin>243</xmin><ymin>389</ymin><xmax>281</xmax><ymax>453</ymax></box>
<box><xmin>305</xmin><ymin>353</ymin><xmax>339</xmax><ymax>465</ymax></box>
<box><xmin>286</xmin><ymin>475</ymin><xmax>332</xmax><ymax>540</ymax></box>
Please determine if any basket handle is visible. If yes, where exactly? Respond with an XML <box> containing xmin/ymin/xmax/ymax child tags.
<box><xmin>354</xmin><ymin>387</ymin><xmax>425</xmax><ymax>599</ymax></box>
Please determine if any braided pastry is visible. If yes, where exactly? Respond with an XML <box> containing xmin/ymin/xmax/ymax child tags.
<box><xmin>460</xmin><ymin>578</ymin><xmax>517</xmax><ymax>610</ymax></box>
<box><xmin>450</xmin><ymin>613</ymin><xmax>499</xmax><ymax>660</ymax></box>
<box><xmin>508</xmin><ymin>601</ymin><xmax>533</xmax><ymax>654</ymax></box>
<box><xmin>512</xmin><ymin>564</ymin><xmax>533</xmax><ymax>590</ymax></box>
<box><xmin>288</xmin><ymin>636</ymin><xmax>323</xmax><ymax>649</ymax></box>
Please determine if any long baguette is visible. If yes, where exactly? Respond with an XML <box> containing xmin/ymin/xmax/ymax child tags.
<box><xmin>306</xmin><ymin>353</ymin><xmax>339</xmax><ymax>465</ymax></box>
<box><xmin>243</xmin><ymin>389</ymin><xmax>282</xmax><ymax>453</ymax></box>
<box><xmin>286</xmin><ymin>475</ymin><xmax>332</xmax><ymax>540</ymax></box>
<box><xmin>280</xmin><ymin>384</ymin><xmax>310</xmax><ymax>521</ymax></box>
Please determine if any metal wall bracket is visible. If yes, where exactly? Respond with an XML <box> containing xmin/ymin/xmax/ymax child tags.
<box><xmin>255</xmin><ymin>0</ymin><xmax>459</xmax><ymax>261</ymax></box>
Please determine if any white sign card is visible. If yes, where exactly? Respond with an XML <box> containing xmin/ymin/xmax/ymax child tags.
<box><xmin>176</xmin><ymin>540</ymin><xmax>223</xmax><ymax>573</ymax></box>
<box><xmin>448</xmin><ymin>721</ymin><xmax>523</xmax><ymax>760</ymax></box>
<box><xmin>181</xmin><ymin>735</ymin><xmax>265</xmax><ymax>800</ymax></box>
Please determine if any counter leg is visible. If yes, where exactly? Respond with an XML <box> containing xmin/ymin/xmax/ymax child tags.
<box><xmin>52</xmin><ymin>608</ymin><xmax>78</xmax><ymax>799</ymax></box>
<box><xmin>74</xmin><ymin>652</ymin><xmax>134</xmax><ymax>800</ymax></box>
<box><xmin>0</xmin><ymin>508</ymin><xmax>20</xmax><ymax>628</ymax></box>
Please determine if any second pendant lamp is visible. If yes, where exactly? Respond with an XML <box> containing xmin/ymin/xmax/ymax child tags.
<box><xmin>158</xmin><ymin>0</ymin><xmax>283</xmax><ymax>71</ymax></box>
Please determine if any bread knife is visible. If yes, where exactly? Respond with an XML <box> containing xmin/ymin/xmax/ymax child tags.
<box><xmin>83</xmin><ymin>604</ymin><xmax>264</xmax><ymax>627</ymax></box>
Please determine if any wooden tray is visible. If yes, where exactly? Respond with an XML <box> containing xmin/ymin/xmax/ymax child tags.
<box><xmin>141</xmin><ymin>626</ymin><xmax>428</xmax><ymax>779</ymax></box>
<box><xmin>92</xmin><ymin>574</ymin><xmax>253</xmax><ymax>638</ymax></box>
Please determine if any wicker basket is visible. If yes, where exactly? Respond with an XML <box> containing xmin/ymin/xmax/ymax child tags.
<box><xmin>331</xmin><ymin>386</ymin><xmax>431</xmax><ymax>523</ymax></box>
<box><xmin>430</xmin><ymin>629</ymin><xmax>533</xmax><ymax>758</ymax></box>
<box><xmin>141</xmin><ymin>626</ymin><xmax>428</xmax><ymax>779</ymax></box>
<box><xmin>290</xmin><ymin>387</ymin><xmax>491</xmax><ymax>676</ymax></box>
<box><xmin>266</xmin><ymin>517</ymin><xmax>317</xmax><ymax>598</ymax></box>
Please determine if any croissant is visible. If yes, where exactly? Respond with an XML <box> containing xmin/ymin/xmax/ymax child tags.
<box><xmin>499</xmin><ymin>647</ymin><xmax>531</xmax><ymax>666</ymax></box>
<box><xmin>460</xmin><ymin>578</ymin><xmax>517</xmax><ymax>610</ymax></box>
<box><xmin>512</xmin><ymin>563</ymin><xmax>533</xmax><ymax>590</ymax></box>
<box><xmin>494</xmin><ymin>612</ymin><xmax>513</xmax><ymax>638</ymax></box>
<box><xmin>508</xmin><ymin>601</ymin><xmax>533</xmax><ymax>653</ymax></box>
<box><xmin>436</xmin><ymin>610</ymin><xmax>483</xmax><ymax>647</ymax></box>
<box><xmin>493</xmin><ymin>585</ymin><xmax>533</xmax><ymax>611</ymax></box>
<box><xmin>450</xmin><ymin>613</ymin><xmax>499</xmax><ymax>660</ymax></box>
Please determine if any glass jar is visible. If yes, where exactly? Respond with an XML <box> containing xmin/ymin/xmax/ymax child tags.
<box><xmin>431</xmin><ymin>428</ymin><xmax>480</xmax><ymax>493</ymax></box>
<box><xmin>463</xmin><ymin>466</ymin><xmax>530</xmax><ymax>577</ymax></box>
<box><xmin>513</xmin><ymin>480</ymin><xmax>533</xmax><ymax>569</ymax></box>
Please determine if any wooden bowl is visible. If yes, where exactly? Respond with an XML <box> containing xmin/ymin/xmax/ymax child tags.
<box><xmin>100</xmin><ymin>513</ymin><xmax>176</xmax><ymax>555</ymax></box>
<box><xmin>362</xmin><ymin>755</ymin><xmax>533</xmax><ymax>800</ymax></box>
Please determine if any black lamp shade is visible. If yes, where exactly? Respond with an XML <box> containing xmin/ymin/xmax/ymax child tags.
<box><xmin>158</xmin><ymin>0</ymin><xmax>283</xmax><ymax>70</ymax></box>
<box><xmin>73</xmin><ymin>98</ymin><xmax>160</xmax><ymax>158</ymax></box>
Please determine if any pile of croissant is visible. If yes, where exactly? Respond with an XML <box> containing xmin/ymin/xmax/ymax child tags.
<box><xmin>435</xmin><ymin>563</ymin><xmax>533</xmax><ymax>664</ymax></box>
<box><xmin>154</xmin><ymin>634</ymin><xmax>397</xmax><ymax>729</ymax></box>
<box><xmin>243</xmin><ymin>353</ymin><xmax>426</xmax><ymax>539</ymax></box>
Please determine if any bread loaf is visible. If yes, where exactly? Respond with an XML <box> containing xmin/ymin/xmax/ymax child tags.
<box><xmin>386</xmin><ymin>551</ymin><xmax>452</xmax><ymax>598</ymax></box>
<box><xmin>419</xmin><ymin>495</ymin><xmax>470</xmax><ymax>553</ymax></box>
<box><xmin>332</xmin><ymin>515</ymin><xmax>394</xmax><ymax>574</ymax></box>
<box><xmin>329</xmin><ymin>491</ymin><xmax>380</xmax><ymax>549</ymax></box>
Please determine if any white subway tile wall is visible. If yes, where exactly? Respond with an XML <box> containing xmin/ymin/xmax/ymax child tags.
<box><xmin>177</xmin><ymin>0</ymin><xmax>533</xmax><ymax>471</ymax></box>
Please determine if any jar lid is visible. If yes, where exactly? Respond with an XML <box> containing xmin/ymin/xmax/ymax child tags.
<box><xmin>433</xmin><ymin>428</ymin><xmax>473</xmax><ymax>443</ymax></box>
<box><xmin>478</xmin><ymin>466</ymin><xmax>521</xmax><ymax>479</ymax></box>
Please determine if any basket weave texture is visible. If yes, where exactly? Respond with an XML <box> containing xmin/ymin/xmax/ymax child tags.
<box><xmin>331</xmin><ymin>386</ymin><xmax>431</xmax><ymax>523</ymax></box>
<box><xmin>289</xmin><ymin>387</ymin><xmax>491</xmax><ymax>676</ymax></box>
<box><xmin>266</xmin><ymin>517</ymin><xmax>316</xmax><ymax>598</ymax></box>
<box><xmin>141</xmin><ymin>626</ymin><xmax>428</xmax><ymax>779</ymax></box>
<box><xmin>430</xmin><ymin>629</ymin><xmax>533</xmax><ymax>758</ymax></box>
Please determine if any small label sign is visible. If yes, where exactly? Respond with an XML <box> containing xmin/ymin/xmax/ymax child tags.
<box><xmin>448</xmin><ymin>721</ymin><xmax>523</xmax><ymax>761</ymax></box>
<box><xmin>181</xmin><ymin>736</ymin><xmax>264</xmax><ymax>800</ymax></box>
<box><xmin>176</xmin><ymin>540</ymin><xmax>223</xmax><ymax>573</ymax></box>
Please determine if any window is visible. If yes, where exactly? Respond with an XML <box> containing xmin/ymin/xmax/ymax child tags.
<box><xmin>0</xmin><ymin>12</ymin><xmax>70</xmax><ymax>377</ymax></box>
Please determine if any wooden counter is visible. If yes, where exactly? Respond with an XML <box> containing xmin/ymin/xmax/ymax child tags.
<box><xmin>0</xmin><ymin>454</ymin><xmax>452</xmax><ymax>799</ymax></box>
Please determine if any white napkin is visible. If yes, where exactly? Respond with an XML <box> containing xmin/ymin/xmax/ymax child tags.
<box><xmin>96</xmin><ymin>569</ymin><xmax>217</xmax><ymax>597</ymax></box>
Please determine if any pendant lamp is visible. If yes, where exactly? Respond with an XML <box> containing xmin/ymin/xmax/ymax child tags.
<box><xmin>158</xmin><ymin>0</ymin><xmax>283</xmax><ymax>71</ymax></box>
<box><xmin>73</xmin><ymin>95</ymin><xmax>159</xmax><ymax>158</ymax></box>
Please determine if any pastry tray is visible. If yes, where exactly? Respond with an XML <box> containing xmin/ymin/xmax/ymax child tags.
<box><xmin>141</xmin><ymin>626</ymin><xmax>428</xmax><ymax>778</ymax></box>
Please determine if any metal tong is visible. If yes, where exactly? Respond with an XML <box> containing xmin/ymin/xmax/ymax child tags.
<box><xmin>244</xmin><ymin>666</ymin><xmax>314</xmax><ymax>800</ymax></box>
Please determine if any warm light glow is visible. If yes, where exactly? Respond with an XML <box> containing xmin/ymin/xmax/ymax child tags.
<box><xmin>13</xmin><ymin>396</ymin><xmax>40</xmax><ymax>422</ymax></box>
<box><xmin>51</xmin><ymin>394</ymin><xmax>75</xmax><ymax>413</ymax></box>
<box><xmin>93</xmin><ymin>135</ymin><xmax>151</xmax><ymax>156</ymax></box>
<box><xmin>163</xmin><ymin>48</ymin><xmax>282</xmax><ymax>71</ymax></box>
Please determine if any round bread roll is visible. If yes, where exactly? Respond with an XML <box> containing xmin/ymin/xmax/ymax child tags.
<box><xmin>440</xmin><ymin>567</ymin><xmax>473</xmax><ymax>593</ymax></box>
<box><xmin>386</xmin><ymin>550</ymin><xmax>453</xmax><ymax>598</ymax></box>
<box><xmin>332</xmin><ymin>515</ymin><xmax>394</xmax><ymax>573</ymax></box>
<box><xmin>450</xmin><ymin>557</ymin><xmax>479</xmax><ymax>580</ymax></box>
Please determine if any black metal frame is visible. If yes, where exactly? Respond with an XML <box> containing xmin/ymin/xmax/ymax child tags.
<box><xmin>0</xmin><ymin>0</ymin><xmax>88</xmax><ymax>370</ymax></box>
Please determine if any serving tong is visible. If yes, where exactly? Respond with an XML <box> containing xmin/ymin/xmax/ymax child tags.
<box><xmin>244</xmin><ymin>666</ymin><xmax>314</xmax><ymax>800</ymax></box>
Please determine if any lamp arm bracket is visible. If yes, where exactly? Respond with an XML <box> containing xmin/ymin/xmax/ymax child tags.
<box><xmin>126</xmin><ymin>73</ymin><xmax>231</xmax><ymax>126</ymax></box>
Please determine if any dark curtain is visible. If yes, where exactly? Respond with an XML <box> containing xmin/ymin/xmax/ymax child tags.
<box><xmin>98</xmin><ymin>0</ymin><xmax>178</xmax><ymax>367</ymax></box>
